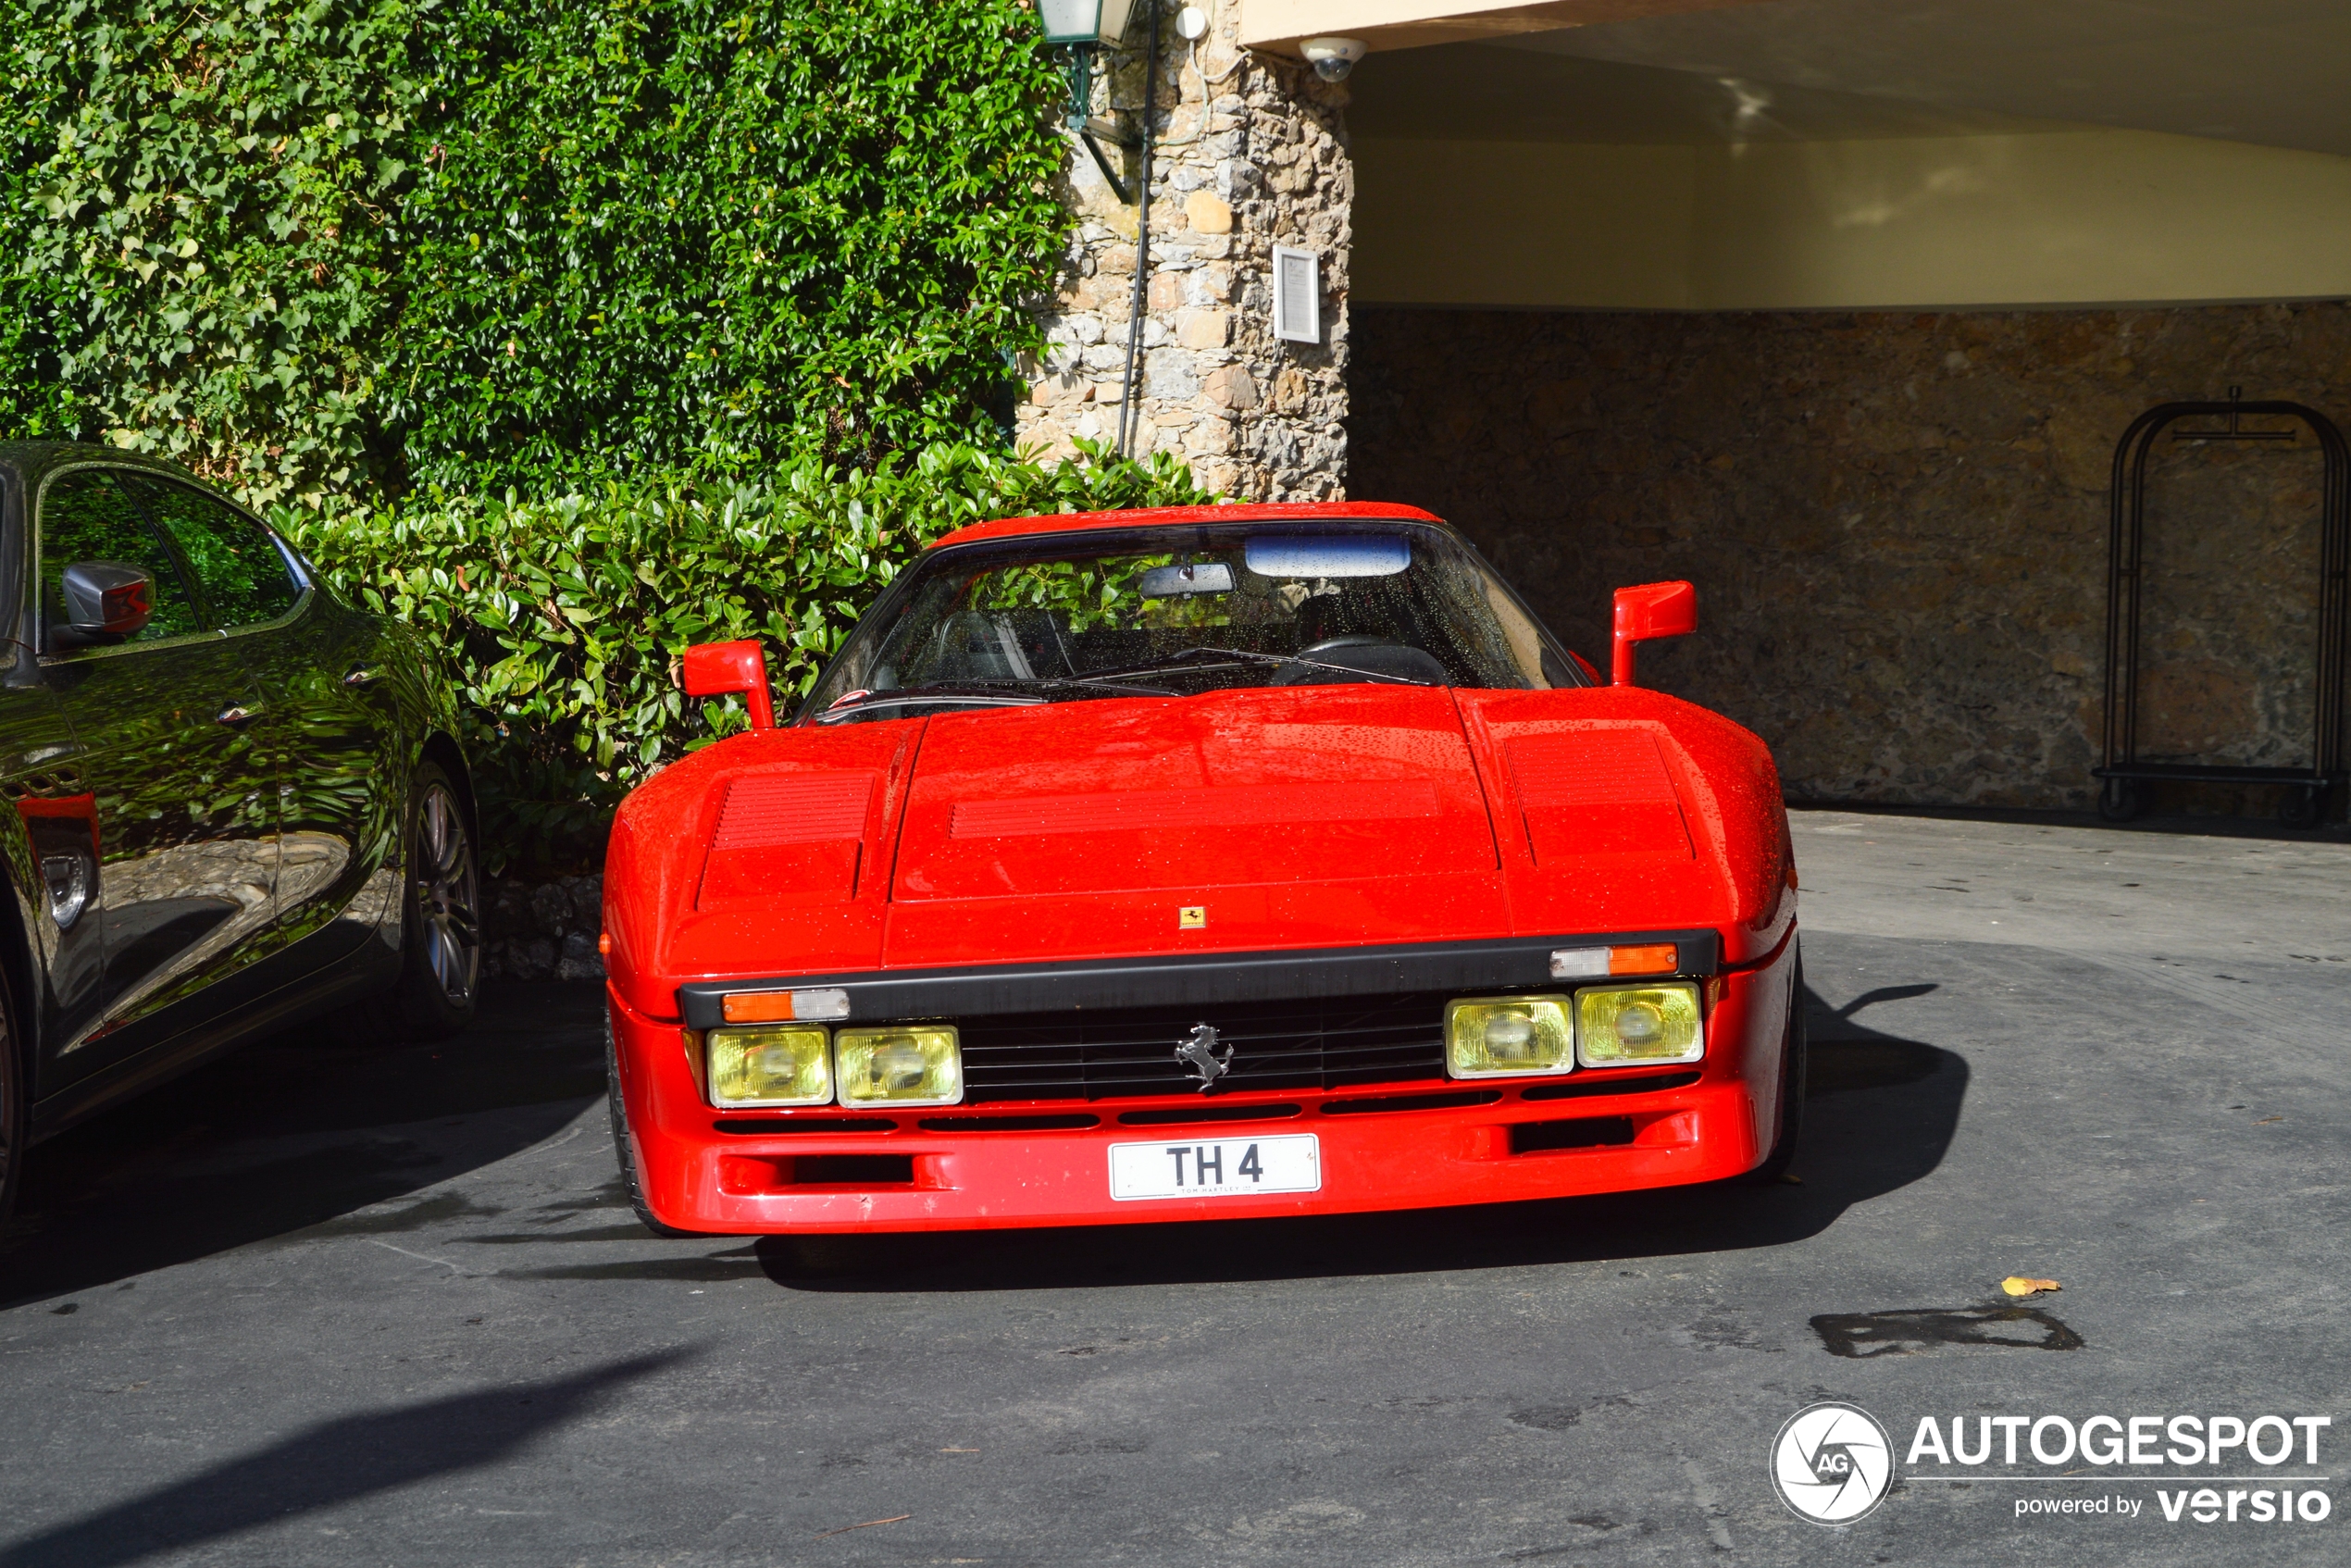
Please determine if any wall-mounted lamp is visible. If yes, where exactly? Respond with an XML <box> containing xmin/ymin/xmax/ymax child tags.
<box><xmin>1039</xmin><ymin>0</ymin><xmax>1143</xmax><ymax>200</ymax></box>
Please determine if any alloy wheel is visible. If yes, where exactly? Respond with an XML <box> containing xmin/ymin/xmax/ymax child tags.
<box><xmin>416</xmin><ymin>782</ymin><xmax>481</xmax><ymax>1005</ymax></box>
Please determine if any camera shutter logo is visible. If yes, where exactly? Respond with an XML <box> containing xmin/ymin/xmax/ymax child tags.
<box><xmin>1772</xmin><ymin>1402</ymin><xmax>1894</xmax><ymax>1524</ymax></box>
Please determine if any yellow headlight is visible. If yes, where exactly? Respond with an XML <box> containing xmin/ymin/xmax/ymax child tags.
<box><xmin>835</xmin><ymin>1026</ymin><xmax>963</xmax><ymax>1107</ymax></box>
<box><xmin>1577</xmin><ymin>983</ymin><xmax>1703</xmax><ymax>1065</ymax></box>
<box><xmin>706</xmin><ymin>1025</ymin><xmax>834</xmax><ymax>1107</ymax></box>
<box><xmin>1446</xmin><ymin>996</ymin><xmax>1575</xmax><ymax>1077</ymax></box>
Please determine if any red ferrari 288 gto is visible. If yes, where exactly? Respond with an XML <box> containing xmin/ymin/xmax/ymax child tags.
<box><xmin>599</xmin><ymin>502</ymin><xmax>1801</xmax><ymax>1237</ymax></box>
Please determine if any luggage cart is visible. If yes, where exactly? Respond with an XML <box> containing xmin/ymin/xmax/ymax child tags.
<box><xmin>2096</xmin><ymin>392</ymin><xmax>2348</xmax><ymax>828</ymax></box>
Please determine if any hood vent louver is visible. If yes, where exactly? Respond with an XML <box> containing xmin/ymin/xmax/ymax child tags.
<box><xmin>713</xmin><ymin>773</ymin><xmax>875</xmax><ymax>849</ymax></box>
<box><xmin>700</xmin><ymin>772</ymin><xmax>877</xmax><ymax>907</ymax></box>
<box><xmin>1507</xmin><ymin>729</ymin><xmax>1695</xmax><ymax>863</ymax></box>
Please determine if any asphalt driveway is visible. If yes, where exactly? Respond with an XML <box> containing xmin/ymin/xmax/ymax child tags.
<box><xmin>1</xmin><ymin>809</ymin><xmax>2345</xmax><ymax>1565</ymax></box>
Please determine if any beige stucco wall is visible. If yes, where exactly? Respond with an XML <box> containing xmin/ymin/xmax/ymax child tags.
<box><xmin>1355</xmin><ymin>139</ymin><xmax>1698</xmax><ymax>306</ymax></box>
<box><xmin>1357</xmin><ymin>128</ymin><xmax>2351</xmax><ymax>311</ymax></box>
<box><xmin>1239</xmin><ymin>0</ymin><xmax>1767</xmax><ymax>54</ymax></box>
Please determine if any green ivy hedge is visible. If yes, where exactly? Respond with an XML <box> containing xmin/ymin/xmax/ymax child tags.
<box><xmin>2</xmin><ymin>0</ymin><xmax>1067</xmax><ymax>507</ymax></box>
<box><xmin>282</xmin><ymin>443</ymin><xmax>1218</xmax><ymax>870</ymax></box>
<box><xmin>3</xmin><ymin>0</ymin><xmax>423</xmax><ymax>504</ymax></box>
<box><xmin>4</xmin><ymin>0</ymin><xmax>1185</xmax><ymax>871</ymax></box>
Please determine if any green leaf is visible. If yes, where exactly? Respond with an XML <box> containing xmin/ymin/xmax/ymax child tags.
<box><xmin>4</xmin><ymin>0</ymin><xmax>1214</xmax><ymax>868</ymax></box>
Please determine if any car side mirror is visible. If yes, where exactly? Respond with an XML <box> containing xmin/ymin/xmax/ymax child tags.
<box><xmin>55</xmin><ymin>561</ymin><xmax>155</xmax><ymax>649</ymax></box>
<box><xmin>681</xmin><ymin>639</ymin><xmax>776</xmax><ymax>730</ymax></box>
<box><xmin>1611</xmin><ymin>580</ymin><xmax>1697</xmax><ymax>687</ymax></box>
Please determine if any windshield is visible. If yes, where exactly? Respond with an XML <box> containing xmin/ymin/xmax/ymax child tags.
<box><xmin>800</xmin><ymin>521</ymin><xmax>1577</xmax><ymax>724</ymax></box>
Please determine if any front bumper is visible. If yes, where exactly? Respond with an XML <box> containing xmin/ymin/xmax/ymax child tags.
<box><xmin>611</xmin><ymin>933</ymin><xmax>1796</xmax><ymax>1235</ymax></box>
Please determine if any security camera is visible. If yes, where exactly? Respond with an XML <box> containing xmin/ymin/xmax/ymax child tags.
<box><xmin>1300</xmin><ymin>36</ymin><xmax>1365</xmax><ymax>82</ymax></box>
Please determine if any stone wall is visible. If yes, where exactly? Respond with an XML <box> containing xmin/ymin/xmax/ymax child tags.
<box><xmin>1013</xmin><ymin>5</ymin><xmax>1351</xmax><ymax>501</ymax></box>
<box><xmin>482</xmin><ymin>874</ymin><xmax>604</xmax><ymax>983</ymax></box>
<box><xmin>1351</xmin><ymin>303</ymin><xmax>2351</xmax><ymax>819</ymax></box>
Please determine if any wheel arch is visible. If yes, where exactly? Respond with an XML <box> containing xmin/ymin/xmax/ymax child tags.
<box><xmin>417</xmin><ymin>731</ymin><xmax>479</xmax><ymax>841</ymax></box>
<box><xmin>0</xmin><ymin>835</ymin><xmax>43</xmax><ymax>1096</ymax></box>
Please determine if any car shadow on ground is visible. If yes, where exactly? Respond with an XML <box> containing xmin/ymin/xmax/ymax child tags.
<box><xmin>0</xmin><ymin>978</ymin><xmax>1968</xmax><ymax>1304</ymax></box>
<box><xmin>751</xmin><ymin>981</ymin><xmax>1969</xmax><ymax>1293</ymax></box>
<box><xmin>0</xmin><ymin>983</ymin><xmax>608</xmax><ymax>1308</ymax></box>
<box><xmin>0</xmin><ymin>1351</ymin><xmax>684</xmax><ymax>1568</ymax></box>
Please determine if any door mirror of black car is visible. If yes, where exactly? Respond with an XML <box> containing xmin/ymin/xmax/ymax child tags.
<box><xmin>54</xmin><ymin>561</ymin><xmax>155</xmax><ymax>649</ymax></box>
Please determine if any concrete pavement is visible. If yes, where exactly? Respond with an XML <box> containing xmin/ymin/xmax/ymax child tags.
<box><xmin>0</xmin><ymin>808</ymin><xmax>2345</xmax><ymax>1565</ymax></box>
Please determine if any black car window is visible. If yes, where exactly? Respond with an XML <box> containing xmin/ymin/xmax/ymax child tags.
<box><xmin>36</xmin><ymin>469</ymin><xmax>205</xmax><ymax>648</ymax></box>
<box><xmin>120</xmin><ymin>475</ymin><xmax>302</xmax><ymax>629</ymax></box>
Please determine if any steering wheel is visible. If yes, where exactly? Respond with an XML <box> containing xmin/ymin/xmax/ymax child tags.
<box><xmin>1270</xmin><ymin>635</ymin><xmax>1451</xmax><ymax>687</ymax></box>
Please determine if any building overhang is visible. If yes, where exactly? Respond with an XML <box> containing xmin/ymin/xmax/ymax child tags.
<box><xmin>1240</xmin><ymin>0</ymin><xmax>1768</xmax><ymax>58</ymax></box>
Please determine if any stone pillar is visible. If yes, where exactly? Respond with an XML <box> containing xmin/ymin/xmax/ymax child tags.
<box><xmin>1014</xmin><ymin>3</ymin><xmax>1351</xmax><ymax>501</ymax></box>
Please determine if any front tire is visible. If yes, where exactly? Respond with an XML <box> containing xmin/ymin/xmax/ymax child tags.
<box><xmin>392</xmin><ymin>762</ymin><xmax>481</xmax><ymax>1039</ymax></box>
<box><xmin>1745</xmin><ymin>952</ymin><xmax>1807</xmax><ymax>1185</ymax></box>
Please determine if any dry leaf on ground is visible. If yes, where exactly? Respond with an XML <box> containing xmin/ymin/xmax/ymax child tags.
<box><xmin>2001</xmin><ymin>1276</ymin><xmax>2061</xmax><ymax>1297</ymax></box>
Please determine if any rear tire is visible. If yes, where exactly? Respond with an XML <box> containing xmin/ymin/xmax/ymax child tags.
<box><xmin>391</xmin><ymin>762</ymin><xmax>481</xmax><ymax>1040</ymax></box>
<box><xmin>1745</xmin><ymin>952</ymin><xmax>1807</xmax><ymax>1185</ymax></box>
<box><xmin>607</xmin><ymin>1016</ymin><xmax>703</xmax><ymax>1238</ymax></box>
<box><xmin>0</xmin><ymin>973</ymin><xmax>24</xmax><ymax>1234</ymax></box>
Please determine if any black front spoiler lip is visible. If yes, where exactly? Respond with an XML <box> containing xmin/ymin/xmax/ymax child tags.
<box><xmin>676</xmin><ymin>929</ymin><xmax>1722</xmax><ymax>1030</ymax></box>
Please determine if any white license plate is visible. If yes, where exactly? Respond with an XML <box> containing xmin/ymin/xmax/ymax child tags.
<box><xmin>1108</xmin><ymin>1134</ymin><xmax>1321</xmax><ymax>1201</ymax></box>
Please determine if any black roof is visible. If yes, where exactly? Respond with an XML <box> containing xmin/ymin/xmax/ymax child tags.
<box><xmin>0</xmin><ymin>442</ymin><xmax>212</xmax><ymax>490</ymax></box>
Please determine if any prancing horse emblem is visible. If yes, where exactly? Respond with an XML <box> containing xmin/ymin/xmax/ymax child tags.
<box><xmin>1176</xmin><ymin>1023</ymin><xmax>1234</xmax><ymax>1090</ymax></box>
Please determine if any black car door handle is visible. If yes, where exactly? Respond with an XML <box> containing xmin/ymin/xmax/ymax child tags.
<box><xmin>216</xmin><ymin>703</ymin><xmax>263</xmax><ymax>727</ymax></box>
<box><xmin>342</xmin><ymin>666</ymin><xmax>379</xmax><ymax>687</ymax></box>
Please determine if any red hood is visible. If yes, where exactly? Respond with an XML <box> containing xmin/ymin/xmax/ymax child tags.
<box><xmin>892</xmin><ymin>686</ymin><xmax>1497</xmax><ymax>900</ymax></box>
<box><xmin>603</xmin><ymin>687</ymin><xmax>1792</xmax><ymax>1021</ymax></box>
<box><xmin>875</xmin><ymin>687</ymin><xmax>1511</xmax><ymax>965</ymax></box>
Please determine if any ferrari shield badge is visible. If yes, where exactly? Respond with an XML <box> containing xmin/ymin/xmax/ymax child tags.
<box><xmin>1176</xmin><ymin>1023</ymin><xmax>1234</xmax><ymax>1090</ymax></box>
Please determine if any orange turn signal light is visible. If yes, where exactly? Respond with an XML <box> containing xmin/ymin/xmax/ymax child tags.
<box><xmin>1608</xmin><ymin>943</ymin><xmax>1679</xmax><ymax>977</ymax></box>
<box><xmin>1549</xmin><ymin>943</ymin><xmax>1682</xmax><ymax>980</ymax></box>
<box><xmin>721</xmin><ymin>988</ymin><xmax>852</xmax><ymax>1024</ymax></box>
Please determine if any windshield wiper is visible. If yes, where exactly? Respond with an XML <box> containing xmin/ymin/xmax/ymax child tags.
<box><xmin>814</xmin><ymin>683</ymin><xmax>1044</xmax><ymax>724</ymax></box>
<box><xmin>813</xmin><ymin>677</ymin><xmax>1171</xmax><ymax>725</ymax></box>
<box><xmin>1070</xmin><ymin>646</ymin><xmax>1434</xmax><ymax>686</ymax></box>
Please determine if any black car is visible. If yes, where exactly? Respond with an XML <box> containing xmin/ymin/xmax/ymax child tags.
<box><xmin>0</xmin><ymin>443</ymin><xmax>482</xmax><ymax>1224</ymax></box>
